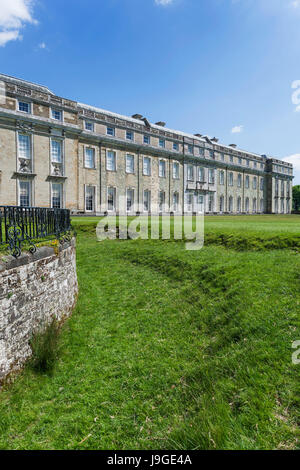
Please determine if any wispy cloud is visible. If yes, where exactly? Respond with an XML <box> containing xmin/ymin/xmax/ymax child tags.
<box><xmin>282</xmin><ymin>154</ymin><xmax>300</xmax><ymax>171</ymax></box>
<box><xmin>291</xmin><ymin>0</ymin><xmax>300</xmax><ymax>8</ymax></box>
<box><xmin>0</xmin><ymin>0</ymin><xmax>37</xmax><ymax>47</ymax></box>
<box><xmin>38</xmin><ymin>42</ymin><xmax>46</xmax><ymax>49</ymax></box>
<box><xmin>155</xmin><ymin>0</ymin><xmax>174</xmax><ymax>6</ymax></box>
<box><xmin>231</xmin><ymin>125</ymin><xmax>244</xmax><ymax>134</ymax></box>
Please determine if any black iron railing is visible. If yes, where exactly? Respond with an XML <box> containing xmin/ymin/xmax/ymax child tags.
<box><xmin>0</xmin><ymin>206</ymin><xmax>72</xmax><ymax>258</ymax></box>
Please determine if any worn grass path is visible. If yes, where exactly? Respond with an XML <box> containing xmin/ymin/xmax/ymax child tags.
<box><xmin>0</xmin><ymin>225</ymin><xmax>299</xmax><ymax>449</ymax></box>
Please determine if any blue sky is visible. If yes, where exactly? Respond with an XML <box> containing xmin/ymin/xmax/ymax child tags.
<box><xmin>0</xmin><ymin>0</ymin><xmax>300</xmax><ymax>184</ymax></box>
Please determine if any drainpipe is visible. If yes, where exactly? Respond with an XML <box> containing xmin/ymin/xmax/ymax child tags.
<box><xmin>225</xmin><ymin>166</ymin><xmax>228</xmax><ymax>212</ymax></box>
<box><xmin>242</xmin><ymin>170</ymin><xmax>245</xmax><ymax>212</ymax></box>
<box><xmin>137</xmin><ymin>148</ymin><xmax>140</xmax><ymax>212</ymax></box>
<box><xmin>182</xmin><ymin>141</ymin><xmax>185</xmax><ymax>215</ymax></box>
<box><xmin>169</xmin><ymin>154</ymin><xmax>171</xmax><ymax>211</ymax></box>
<box><xmin>99</xmin><ymin>141</ymin><xmax>102</xmax><ymax>211</ymax></box>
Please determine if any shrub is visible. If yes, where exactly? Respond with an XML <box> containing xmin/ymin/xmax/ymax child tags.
<box><xmin>29</xmin><ymin>318</ymin><xmax>61</xmax><ymax>374</ymax></box>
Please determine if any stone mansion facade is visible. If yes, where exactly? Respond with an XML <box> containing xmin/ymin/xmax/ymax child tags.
<box><xmin>0</xmin><ymin>73</ymin><xmax>294</xmax><ymax>215</ymax></box>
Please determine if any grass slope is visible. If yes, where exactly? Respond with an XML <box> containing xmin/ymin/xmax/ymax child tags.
<box><xmin>0</xmin><ymin>219</ymin><xmax>299</xmax><ymax>450</ymax></box>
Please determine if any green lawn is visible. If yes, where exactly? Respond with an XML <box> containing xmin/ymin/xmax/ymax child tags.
<box><xmin>0</xmin><ymin>216</ymin><xmax>299</xmax><ymax>449</ymax></box>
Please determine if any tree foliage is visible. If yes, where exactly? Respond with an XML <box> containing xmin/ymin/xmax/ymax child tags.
<box><xmin>292</xmin><ymin>185</ymin><xmax>300</xmax><ymax>212</ymax></box>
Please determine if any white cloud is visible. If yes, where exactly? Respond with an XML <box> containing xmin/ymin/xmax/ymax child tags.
<box><xmin>291</xmin><ymin>0</ymin><xmax>300</xmax><ymax>8</ymax></box>
<box><xmin>231</xmin><ymin>125</ymin><xmax>244</xmax><ymax>134</ymax></box>
<box><xmin>0</xmin><ymin>0</ymin><xmax>36</xmax><ymax>47</ymax></box>
<box><xmin>0</xmin><ymin>30</ymin><xmax>21</xmax><ymax>46</ymax></box>
<box><xmin>282</xmin><ymin>154</ymin><xmax>300</xmax><ymax>171</ymax></box>
<box><xmin>38</xmin><ymin>42</ymin><xmax>46</xmax><ymax>49</ymax></box>
<box><xmin>155</xmin><ymin>0</ymin><xmax>174</xmax><ymax>6</ymax></box>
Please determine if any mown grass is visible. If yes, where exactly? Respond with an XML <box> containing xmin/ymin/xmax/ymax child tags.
<box><xmin>72</xmin><ymin>214</ymin><xmax>300</xmax><ymax>251</ymax></box>
<box><xmin>0</xmin><ymin>217</ymin><xmax>299</xmax><ymax>449</ymax></box>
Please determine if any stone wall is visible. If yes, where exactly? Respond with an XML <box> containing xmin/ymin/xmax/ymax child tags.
<box><xmin>0</xmin><ymin>238</ymin><xmax>78</xmax><ymax>384</ymax></box>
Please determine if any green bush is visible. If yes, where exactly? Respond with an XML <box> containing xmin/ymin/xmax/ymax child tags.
<box><xmin>29</xmin><ymin>318</ymin><xmax>61</xmax><ymax>374</ymax></box>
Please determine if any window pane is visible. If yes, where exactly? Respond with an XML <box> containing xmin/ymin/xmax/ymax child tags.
<box><xmin>107</xmin><ymin>187</ymin><xmax>116</xmax><ymax>211</ymax></box>
<box><xmin>126</xmin><ymin>154</ymin><xmax>134</xmax><ymax>173</ymax></box>
<box><xmin>85</xmin><ymin>186</ymin><xmax>95</xmax><ymax>211</ymax></box>
<box><xmin>19</xmin><ymin>102</ymin><xmax>30</xmax><ymax>113</ymax></box>
<box><xmin>18</xmin><ymin>134</ymin><xmax>30</xmax><ymax>159</ymax></box>
<box><xmin>52</xmin><ymin>184</ymin><xmax>62</xmax><ymax>208</ymax></box>
<box><xmin>19</xmin><ymin>181</ymin><xmax>30</xmax><ymax>207</ymax></box>
<box><xmin>85</xmin><ymin>148</ymin><xmax>95</xmax><ymax>168</ymax></box>
<box><xmin>159</xmin><ymin>160</ymin><xmax>166</xmax><ymax>177</ymax></box>
<box><xmin>85</xmin><ymin>121</ymin><xmax>94</xmax><ymax>131</ymax></box>
<box><xmin>107</xmin><ymin>151</ymin><xmax>116</xmax><ymax>171</ymax></box>
<box><xmin>127</xmin><ymin>189</ymin><xmax>134</xmax><ymax>212</ymax></box>
<box><xmin>143</xmin><ymin>157</ymin><xmax>151</xmax><ymax>175</ymax></box>
<box><xmin>52</xmin><ymin>109</ymin><xmax>62</xmax><ymax>120</ymax></box>
<box><xmin>144</xmin><ymin>190</ymin><xmax>150</xmax><ymax>212</ymax></box>
<box><xmin>107</xmin><ymin>127</ymin><xmax>115</xmax><ymax>136</ymax></box>
<box><xmin>51</xmin><ymin>140</ymin><xmax>62</xmax><ymax>163</ymax></box>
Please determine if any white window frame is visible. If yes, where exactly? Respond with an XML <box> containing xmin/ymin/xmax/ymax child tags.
<box><xmin>208</xmin><ymin>169</ymin><xmax>214</xmax><ymax>184</ymax></box>
<box><xmin>17</xmin><ymin>132</ymin><xmax>32</xmax><ymax>161</ymax></box>
<box><xmin>126</xmin><ymin>130</ymin><xmax>134</xmax><ymax>141</ymax></box>
<box><xmin>126</xmin><ymin>188</ymin><xmax>135</xmax><ymax>213</ymax></box>
<box><xmin>84</xmin><ymin>147</ymin><xmax>96</xmax><ymax>169</ymax></box>
<box><xmin>18</xmin><ymin>180</ymin><xmax>32</xmax><ymax>207</ymax></box>
<box><xmin>219</xmin><ymin>170</ymin><xmax>224</xmax><ymax>185</ymax></box>
<box><xmin>85</xmin><ymin>121</ymin><xmax>94</xmax><ymax>132</ymax></box>
<box><xmin>18</xmin><ymin>101</ymin><xmax>31</xmax><ymax>114</ymax></box>
<box><xmin>144</xmin><ymin>135</ymin><xmax>150</xmax><ymax>145</ymax></box>
<box><xmin>159</xmin><ymin>159</ymin><xmax>166</xmax><ymax>178</ymax></box>
<box><xmin>159</xmin><ymin>138</ymin><xmax>165</xmax><ymax>148</ymax></box>
<box><xmin>173</xmin><ymin>192</ymin><xmax>179</xmax><ymax>212</ymax></box>
<box><xmin>126</xmin><ymin>154</ymin><xmax>135</xmax><ymax>174</ymax></box>
<box><xmin>187</xmin><ymin>165</ymin><xmax>194</xmax><ymax>181</ymax></box>
<box><xmin>51</xmin><ymin>182</ymin><xmax>63</xmax><ymax>209</ymax></box>
<box><xmin>51</xmin><ymin>108</ymin><xmax>63</xmax><ymax>121</ymax></box>
<box><xmin>237</xmin><ymin>174</ymin><xmax>242</xmax><ymax>187</ymax></box>
<box><xmin>106</xmin><ymin>150</ymin><xmax>116</xmax><ymax>171</ymax></box>
<box><xmin>159</xmin><ymin>191</ymin><xmax>166</xmax><ymax>212</ymax></box>
<box><xmin>198</xmin><ymin>167</ymin><xmax>204</xmax><ymax>182</ymax></box>
<box><xmin>107</xmin><ymin>127</ymin><xmax>115</xmax><ymax>137</ymax></box>
<box><xmin>85</xmin><ymin>185</ymin><xmax>96</xmax><ymax>212</ymax></box>
<box><xmin>143</xmin><ymin>156</ymin><xmax>151</xmax><ymax>176</ymax></box>
<box><xmin>107</xmin><ymin>186</ymin><xmax>116</xmax><ymax>212</ymax></box>
<box><xmin>173</xmin><ymin>162</ymin><xmax>179</xmax><ymax>179</ymax></box>
<box><xmin>51</xmin><ymin>138</ymin><xmax>63</xmax><ymax>164</ymax></box>
<box><xmin>143</xmin><ymin>190</ymin><xmax>151</xmax><ymax>212</ymax></box>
